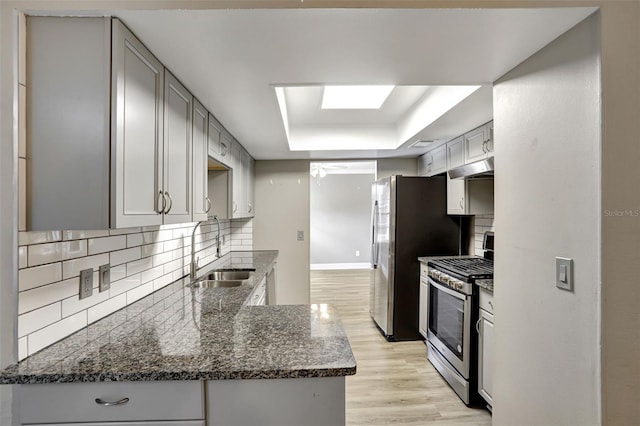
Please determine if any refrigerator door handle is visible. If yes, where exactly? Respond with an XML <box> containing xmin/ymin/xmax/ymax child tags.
<box><xmin>371</xmin><ymin>201</ymin><xmax>378</xmax><ymax>268</ymax></box>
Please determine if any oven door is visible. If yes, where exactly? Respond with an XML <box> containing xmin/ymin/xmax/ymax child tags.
<box><xmin>426</xmin><ymin>277</ymin><xmax>471</xmax><ymax>378</ymax></box>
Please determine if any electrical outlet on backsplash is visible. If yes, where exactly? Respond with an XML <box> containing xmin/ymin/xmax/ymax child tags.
<box><xmin>473</xmin><ymin>214</ymin><xmax>495</xmax><ymax>257</ymax></box>
<box><xmin>16</xmin><ymin>218</ymin><xmax>253</xmax><ymax>360</ymax></box>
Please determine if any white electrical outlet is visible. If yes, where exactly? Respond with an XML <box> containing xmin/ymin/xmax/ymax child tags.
<box><xmin>99</xmin><ymin>264</ymin><xmax>110</xmax><ymax>292</ymax></box>
<box><xmin>79</xmin><ymin>268</ymin><xmax>93</xmax><ymax>299</ymax></box>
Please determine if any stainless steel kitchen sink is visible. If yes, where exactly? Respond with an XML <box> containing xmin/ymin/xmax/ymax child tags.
<box><xmin>187</xmin><ymin>269</ymin><xmax>255</xmax><ymax>289</ymax></box>
<box><xmin>188</xmin><ymin>279</ymin><xmax>243</xmax><ymax>288</ymax></box>
<box><xmin>206</xmin><ymin>270</ymin><xmax>253</xmax><ymax>281</ymax></box>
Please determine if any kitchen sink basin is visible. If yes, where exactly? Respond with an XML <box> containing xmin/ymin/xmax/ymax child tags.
<box><xmin>187</xmin><ymin>268</ymin><xmax>255</xmax><ymax>289</ymax></box>
<box><xmin>188</xmin><ymin>279</ymin><xmax>243</xmax><ymax>289</ymax></box>
<box><xmin>206</xmin><ymin>270</ymin><xmax>253</xmax><ymax>281</ymax></box>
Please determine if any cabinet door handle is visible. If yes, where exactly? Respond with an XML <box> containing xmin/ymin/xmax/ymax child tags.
<box><xmin>488</xmin><ymin>300</ymin><xmax>494</xmax><ymax>310</ymax></box>
<box><xmin>482</xmin><ymin>140</ymin><xmax>487</xmax><ymax>153</ymax></box>
<box><xmin>459</xmin><ymin>198</ymin><xmax>464</xmax><ymax>209</ymax></box>
<box><xmin>205</xmin><ymin>197</ymin><xmax>212</xmax><ymax>213</ymax></box>
<box><xmin>248</xmin><ymin>203</ymin><xmax>253</xmax><ymax>213</ymax></box>
<box><xmin>233</xmin><ymin>201</ymin><xmax>237</xmax><ymax>213</ymax></box>
<box><xmin>221</xmin><ymin>143</ymin><xmax>227</xmax><ymax>157</ymax></box>
<box><xmin>475</xmin><ymin>318</ymin><xmax>481</xmax><ymax>334</ymax></box>
<box><xmin>157</xmin><ymin>190</ymin><xmax>165</xmax><ymax>214</ymax></box>
<box><xmin>95</xmin><ymin>397</ymin><xmax>129</xmax><ymax>406</ymax></box>
<box><xmin>164</xmin><ymin>191</ymin><xmax>173</xmax><ymax>214</ymax></box>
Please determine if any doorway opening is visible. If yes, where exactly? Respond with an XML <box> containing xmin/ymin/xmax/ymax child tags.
<box><xmin>309</xmin><ymin>160</ymin><xmax>377</xmax><ymax>270</ymax></box>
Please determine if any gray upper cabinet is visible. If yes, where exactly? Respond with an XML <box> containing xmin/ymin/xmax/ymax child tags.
<box><xmin>208</xmin><ymin>115</ymin><xmax>230</xmax><ymax>165</ymax></box>
<box><xmin>114</xmin><ymin>19</ymin><xmax>167</xmax><ymax>228</ymax></box>
<box><xmin>112</xmin><ymin>19</ymin><xmax>165</xmax><ymax>228</ymax></box>
<box><xmin>162</xmin><ymin>70</ymin><xmax>193</xmax><ymax>225</ymax></box>
<box><xmin>27</xmin><ymin>17</ymin><xmax>112</xmax><ymax>230</ymax></box>
<box><xmin>464</xmin><ymin>121</ymin><xmax>494</xmax><ymax>163</ymax></box>
<box><xmin>193</xmin><ymin>99</ymin><xmax>210</xmax><ymax>221</ymax></box>
<box><xmin>230</xmin><ymin>137</ymin><xmax>243</xmax><ymax>218</ymax></box>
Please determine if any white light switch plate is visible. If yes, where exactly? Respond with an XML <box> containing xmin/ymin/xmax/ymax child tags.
<box><xmin>555</xmin><ymin>257</ymin><xmax>573</xmax><ymax>291</ymax></box>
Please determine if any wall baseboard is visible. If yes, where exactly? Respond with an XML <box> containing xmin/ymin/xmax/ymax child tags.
<box><xmin>310</xmin><ymin>263</ymin><xmax>370</xmax><ymax>270</ymax></box>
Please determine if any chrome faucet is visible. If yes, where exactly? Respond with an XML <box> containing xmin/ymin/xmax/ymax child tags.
<box><xmin>190</xmin><ymin>216</ymin><xmax>222</xmax><ymax>280</ymax></box>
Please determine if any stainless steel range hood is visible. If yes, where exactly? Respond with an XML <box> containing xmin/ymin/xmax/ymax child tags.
<box><xmin>448</xmin><ymin>157</ymin><xmax>494</xmax><ymax>179</ymax></box>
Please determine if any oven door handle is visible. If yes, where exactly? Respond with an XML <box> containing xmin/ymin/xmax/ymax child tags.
<box><xmin>427</xmin><ymin>277</ymin><xmax>467</xmax><ymax>301</ymax></box>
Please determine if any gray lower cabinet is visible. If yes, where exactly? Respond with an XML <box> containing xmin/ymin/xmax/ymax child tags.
<box><xmin>206</xmin><ymin>377</ymin><xmax>345</xmax><ymax>426</ymax></box>
<box><xmin>17</xmin><ymin>377</ymin><xmax>345</xmax><ymax>426</ymax></box>
<box><xmin>477</xmin><ymin>288</ymin><xmax>494</xmax><ymax>407</ymax></box>
<box><xmin>17</xmin><ymin>381</ymin><xmax>204</xmax><ymax>424</ymax></box>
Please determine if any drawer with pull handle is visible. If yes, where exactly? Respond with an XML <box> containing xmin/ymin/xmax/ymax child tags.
<box><xmin>479</xmin><ymin>287</ymin><xmax>494</xmax><ymax>315</ymax></box>
<box><xmin>18</xmin><ymin>380</ymin><xmax>204</xmax><ymax>424</ymax></box>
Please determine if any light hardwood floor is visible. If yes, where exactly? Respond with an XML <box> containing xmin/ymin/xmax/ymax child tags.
<box><xmin>310</xmin><ymin>269</ymin><xmax>492</xmax><ymax>426</ymax></box>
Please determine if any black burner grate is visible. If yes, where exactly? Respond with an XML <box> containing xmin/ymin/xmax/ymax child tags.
<box><xmin>430</xmin><ymin>257</ymin><xmax>494</xmax><ymax>279</ymax></box>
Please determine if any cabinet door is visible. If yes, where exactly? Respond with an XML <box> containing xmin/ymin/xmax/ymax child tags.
<box><xmin>230</xmin><ymin>139</ymin><xmax>243</xmax><ymax>218</ymax></box>
<box><xmin>446</xmin><ymin>136</ymin><xmax>464</xmax><ymax>169</ymax></box>
<box><xmin>207</xmin><ymin>114</ymin><xmax>223</xmax><ymax>163</ymax></box>
<box><xmin>478</xmin><ymin>308</ymin><xmax>494</xmax><ymax>406</ymax></box>
<box><xmin>417</xmin><ymin>152</ymin><xmax>432</xmax><ymax>176</ymax></box>
<box><xmin>464</xmin><ymin>125</ymin><xmax>488</xmax><ymax>163</ymax></box>
<box><xmin>193</xmin><ymin>99</ymin><xmax>209</xmax><ymax>221</ymax></box>
<box><xmin>247</xmin><ymin>154</ymin><xmax>255</xmax><ymax>217</ymax></box>
<box><xmin>430</xmin><ymin>145</ymin><xmax>447</xmax><ymax>175</ymax></box>
<box><xmin>447</xmin><ymin>175</ymin><xmax>467</xmax><ymax>215</ymax></box>
<box><xmin>112</xmin><ymin>19</ymin><xmax>164</xmax><ymax>227</ymax></box>
<box><xmin>163</xmin><ymin>70</ymin><xmax>193</xmax><ymax>224</ymax></box>
<box><xmin>419</xmin><ymin>279</ymin><xmax>428</xmax><ymax>338</ymax></box>
<box><xmin>486</xmin><ymin>121</ymin><xmax>494</xmax><ymax>157</ymax></box>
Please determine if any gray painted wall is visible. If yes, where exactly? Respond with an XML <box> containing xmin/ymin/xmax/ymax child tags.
<box><xmin>253</xmin><ymin>160</ymin><xmax>310</xmax><ymax>304</ymax></box>
<box><xmin>310</xmin><ymin>173</ymin><xmax>374</xmax><ymax>265</ymax></box>
<box><xmin>493</xmin><ymin>13</ymin><xmax>601</xmax><ymax>425</ymax></box>
<box><xmin>376</xmin><ymin>158</ymin><xmax>417</xmax><ymax>179</ymax></box>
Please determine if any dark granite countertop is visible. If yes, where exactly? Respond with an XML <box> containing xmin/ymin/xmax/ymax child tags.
<box><xmin>0</xmin><ymin>251</ymin><xmax>356</xmax><ymax>385</ymax></box>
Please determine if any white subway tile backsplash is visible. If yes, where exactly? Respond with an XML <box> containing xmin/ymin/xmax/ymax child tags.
<box><xmin>88</xmin><ymin>294</ymin><xmax>127</xmax><ymax>324</ymax></box>
<box><xmin>27</xmin><ymin>242</ymin><xmax>62</xmax><ymax>267</ymax></box>
<box><xmin>88</xmin><ymin>235</ymin><xmax>126</xmax><ymax>255</ymax></box>
<box><xmin>18</xmin><ymin>246</ymin><xmax>27</xmax><ymax>269</ymax></box>
<box><xmin>61</xmin><ymin>289</ymin><xmax>110</xmax><ymax>318</ymax></box>
<box><xmin>19</xmin><ymin>277</ymin><xmax>78</xmax><ymax>314</ymax></box>
<box><xmin>110</xmin><ymin>247</ymin><xmax>142</xmax><ymax>266</ymax></box>
<box><xmin>126</xmin><ymin>257</ymin><xmax>153</xmax><ymax>276</ymax></box>
<box><xmin>109</xmin><ymin>273</ymin><xmax>142</xmax><ymax>297</ymax></box>
<box><xmin>109</xmin><ymin>227</ymin><xmax>141</xmax><ymax>236</ymax></box>
<box><xmin>141</xmin><ymin>242</ymin><xmax>163</xmax><ymax>258</ymax></box>
<box><xmin>126</xmin><ymin>281</ymin><xmax>154</xmax><ymax>305</ymax></box>
<box><xmin>63</xmin><ymin>230</ymin><xmax>109</xmax><ymax>241</ymax></box>
<box><xmin>19</xmin><ymin>263</ymin><xmax>62</xmax><ymax>291</ymax></box>
<box><xmin>19</xmin><ymin>231</ymin><xmax>62</xmax><ymax>246</ymax></box>
<box><xmin>18</xmin><ymin>337</ymin><xmax>28</xmax><ymax>361</ymax></box>
<box><xmin>62</xmin><ymin>253</ymin><xmax>109</xmax><ymax>280</ymax></box>
<box><xmin>62</xmin><ymin>240</ymin><xmax>88</xmax><ymax>261</ymax></box>
<box><xmin>17</xmin><ymin>218</ymin><xmax>250</xmax><ymax>358</ymax></box>
<box><xmin>27</xmin><ymin>311</ymin><xmax>87</xmax><ymax>356</ymax></box>
<box><xmin>126</xmin><ymin>233</ymin><xmax>144</xmax><ymax>248</ymax></box>
<box><xmin>153</xmin><ymin>274</ymin><xmax>175</xmax><ymax>292</ymax></box>
<box><xmin>152</xmin><ymin>251</ymin><xmax>174</xmax><ymax>267</ymax></box>
<box><xmin>141</xmin><ymin>265</ymin><xmax>164</xmax><ymax>284</ymax></box>
<box><xmin>110</xmin><ymin>265</ymin><xmax>127</xmax><ymax>283</ymax></box>
<box><xmin>18</xmin><ymin>303</ymin><xmax>61</xmax><ymax>337</ymax></box>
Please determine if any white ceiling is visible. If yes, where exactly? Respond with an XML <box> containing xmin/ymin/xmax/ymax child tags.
<box><xmin>107</xmin><ymin>7</ymin><xmax>596</xmax><ymax>160</ymax></box>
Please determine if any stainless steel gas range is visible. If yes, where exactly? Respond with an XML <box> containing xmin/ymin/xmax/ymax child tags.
<box><xmin>426</xmin><ymin>255</ymin><xmax>494</xmax><ymax>406</ymax></box>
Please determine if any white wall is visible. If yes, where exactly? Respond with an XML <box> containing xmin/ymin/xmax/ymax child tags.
<box><xmin>310</xmin><ymin>173</ymin><xmax>374</xmax><ymax>267</ymax></box>
<box><xmin>253</xmin><ymin>161</ymin><xmax>310</xmax><ymax>304</ymax></box>
<box><xmin>376</xmin><ymin>158</ymin><xmax>417</xmax><ymax>179</ymax></box>
<box><xmin>493</xmin><ymin>13</ymin><xmax>601</xmax><ymax>425</ymax></box>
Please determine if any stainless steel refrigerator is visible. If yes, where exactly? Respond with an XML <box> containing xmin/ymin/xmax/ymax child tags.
<box><xmin>370</xmin><ymin>175</ymin><xmax>468</xmax><ymax>341</ymax></box>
